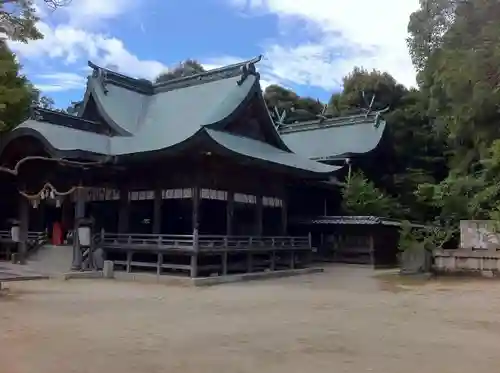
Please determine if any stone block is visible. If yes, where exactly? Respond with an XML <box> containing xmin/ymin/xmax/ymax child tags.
<box><xmin>103</xmin><ymin>260</ymin><xmax>114</xmax><ymax>279</ymax></box>
<box><xmin>482</xmin><ymin>270</ymin><xmax>495</xmax><ymax>278</ymax></box>
<box><xmin>10</xmin><ymin>253</ymin><xmax>18</xmax><ymax>264</ymax></box>
<box><xmin>93</xmin><ymin>247</ymin><xmax>104</xmax><ymax>270</ymax></box>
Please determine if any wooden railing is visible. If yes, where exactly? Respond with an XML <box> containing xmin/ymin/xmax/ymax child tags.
<box><xmin>197</xmin><ymin>235</ymin><xmax>310</xmax><ymax>250</ymax></box>
<box><xmin>96</xmin><ymin>232</ymin><xmax>313</xmax><ymax>277</ymax></box>
<box><xmin>97</xmin><ymin>233</ymin><xmax>311</xmax><ymax>252</ymax></box>
<box><xmin>98</xmin><ymin>233</ymin><xmax>195</xmax><ymax>251</ymax></box>
<box><xmin>0</xmin><ymin>230</ymin><xmax>48</xmax><ymax>260</ymax></box>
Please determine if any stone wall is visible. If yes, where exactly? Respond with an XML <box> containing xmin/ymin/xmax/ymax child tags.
<box><xmin>434</xmin><ymin>249</ymin><xmax>500</xmax><ymax>276</ymax></box>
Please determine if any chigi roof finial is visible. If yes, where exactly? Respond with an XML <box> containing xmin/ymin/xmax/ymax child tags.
<box><xmin>273</xmin><ymin>106</ymin><xmax>287</xmax><ymax>128</ymax></box>
<box><xmin>361</xmin><ymin>90</ymin><xmax>390</xmax><ymax>121</ymax></box>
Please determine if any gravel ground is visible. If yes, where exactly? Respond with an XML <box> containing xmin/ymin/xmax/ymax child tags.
<box><xmin>2</xmin><ymin>265</ymin><xmax>500</xmax><ymax>373</ymax></box>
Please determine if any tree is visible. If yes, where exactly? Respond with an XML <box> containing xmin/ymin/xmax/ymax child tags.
<box><xmin>155</xmin><ymin>59</ymin><xmax>205</xmax><ymax>83</ymax></box>
<box><xmin>324</xmin><ymin>67</ymin><xmax>447</xmax><ymax>221</ymax></box>
<box><xmin>64</xmin><ymin>100</ymin><xmax>82</xmax><ymax>115</ymax></box>
<box><xmin>327</xmin><ymin>67</ymin><xmax>406</xmax><ymax>115</ymax></box>
<box><xmin>0</xmin><ymin>41</ymin><xmax>35</xmax><ymax>131</ymax></box>
<box><xmin>0</xmin><ymin>0</ymin><xmax>71</xmax><ymax>42</ymax></box>
<box><xmin>341</xmin><ymin>171</ymin><xmax>405</xmax><ymax>218</ymax></box>
<box><xmin>407</xmin><ymin>0</ymin><xmax>500</xmax><ymax>175</ymax></box>
<box><xmin>263</xmin><ymin>84</ymin><xmax>323</xmax><ymax>124</ymax></box>
<box><xmin>406</xmin><ymin>0</ymin><xmax>456</xmax><ymax>72</ymax></box>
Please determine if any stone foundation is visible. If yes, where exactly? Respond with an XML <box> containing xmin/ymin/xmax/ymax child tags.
<box><xmin>63</xmin><ymin>267</ymin><xmax>324</xmax><ymax>286</ymax></box>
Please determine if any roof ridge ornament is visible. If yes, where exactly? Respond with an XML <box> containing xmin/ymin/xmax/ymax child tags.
<box><xmin>237</xmin><ymin>55</ymin><xmax>262</xmax><ymax>86</ymax></box>
<box><xmin>88</xmin><ymin>61</ymin><xmax>109</xmax><ymax>94</ymax></box>
<box><xmin>87</xmin><ymin>61</ymin><xmax>154</xmax><ymax>95</ymax></box>
<box><xmin>154</xmin><ymin>55</ymin><xmax>263</xmax><ymax>92</ymax></box>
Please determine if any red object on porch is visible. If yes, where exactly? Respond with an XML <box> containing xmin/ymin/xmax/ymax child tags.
<box><xmin>52</xmin><ymin>222</ymin><xmax>62</xmax><ymax>245</ymax></box>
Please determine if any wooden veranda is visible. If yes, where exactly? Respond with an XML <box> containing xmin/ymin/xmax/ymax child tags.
<box><xmin>97</xmin><ymin>232</ymin><xmax>312</xmax><ymax>278</ymax></box>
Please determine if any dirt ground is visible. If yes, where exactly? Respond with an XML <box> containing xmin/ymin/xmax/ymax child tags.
<box><xmin>2</xmin><ymin>266</ymin><xmax>500</xmax><ymax>373</ymax></box>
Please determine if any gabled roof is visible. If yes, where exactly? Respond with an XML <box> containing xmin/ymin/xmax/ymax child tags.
<box><xmin>1</xmin><ymin>56</ymin><xmax>340</xmax><ymax>176</ymax></box>
<box><xmin>277</xmin><ymin>111</ymin><xmax>386</xmax><ymax>162</ymax></box>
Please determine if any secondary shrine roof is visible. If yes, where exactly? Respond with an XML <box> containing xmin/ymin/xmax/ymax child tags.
<box><xmin>277</xmin><ymin>111</ymin><xmax>386</xmax><ymax>162</ymax></box>
<box><xmin>1</xmin><ymin>56</ymin><xmax>339</xmax><ymax>176</ymax></box>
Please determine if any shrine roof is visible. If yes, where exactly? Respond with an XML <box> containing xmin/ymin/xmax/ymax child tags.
<box><xmin>277</xmin><ymin>111</ymin><xmax>386</xmax><ymax>162</ymax></box>
<box><xmin>1</xmin><ymin>56</ymin><xmax>339</xmax><ymax>175</ymax></box>
<box><xmin>204</xmin><ymin>129</ymin><xmax>338</xmax><ymax>174</ymax></box>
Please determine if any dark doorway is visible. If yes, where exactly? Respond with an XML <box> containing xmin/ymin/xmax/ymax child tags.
<box><xmin>233</xmin><ymin>203</ymin><xmax>256</xmax><ymax>235</ymax></box>
<box><xmin>199</xmin><ymin>199</ymin><xmax>226</xmax><ymax>234</ymax></box>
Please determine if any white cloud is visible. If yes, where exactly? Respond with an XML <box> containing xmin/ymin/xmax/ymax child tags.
<box><xmin>9</xmin><ymin>0</ymin><xmax>166</xmax><ymax>92</ymax></box>
<box><xmin>33</xmin><ymin>72</ymin><xmax>86</xmax><ymax>92</ymax></box>
<box><xmin>61</xmin><ymin>0</ymin><xmax>137</xmax><ymax>27</ymax></box>
<box><xmin>228</xmin><ymin>0</ymin><xmax>420</xmax><ymax>89</ymax></box>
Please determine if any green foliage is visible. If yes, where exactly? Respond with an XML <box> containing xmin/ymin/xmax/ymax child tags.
<box><xmin>398</xmin><ymin>220</ymin><xmax>453</xmax><ymax>253</ymax></box>
<box><xmin>327</xmin><ymin>67</ymin><xmax>406</xmax><ymax>115</ymax></box>
<box><xmin>0</xmin><ymin>42</ymin><xmax>35</xmax><ymax>131</ymax></box>
<box><xmin>263</xmin><ymin>84</ymin><xmax>323</xmax><ymax>123</ymax></box>
<box><xmin>0</xmin><ymin>0</ymin><xmax>44</xmax><ymax>42</ymax></box>
<box><xmin>155</xmin><ymin>60</ymin><xmax>205</xmax><ymax>83</ymax></box>
<box><xmin>341</xmin><ymin>171</ymin><xmax>404</xmax><ymax>218</ymax></box>
<box><xmin>408</xmin><ymin>0</ymin><xmax>500</xmax><ymax>173</ymax></box>
<box><xmin>325</xmin><ymin>66</ymin><xmax>447</xmax><ymax>221</ymax></box>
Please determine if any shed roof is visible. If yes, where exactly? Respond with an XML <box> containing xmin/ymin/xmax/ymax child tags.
<box><xmin>294</xmin><ymin>215</ymin><xmax>427</xmax><ymax>228</ymax></box>
<box><xmin>278</xmin><ymin>112</ymin><xmax>386</xmax><ymax>162</ymax></box>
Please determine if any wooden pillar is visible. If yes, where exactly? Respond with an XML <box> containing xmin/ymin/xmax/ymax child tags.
<box><xmin>255</xmin><ymin>195</ymin><xmax>263</xmax><ymax>237</ymax></box>
<box><xmin>71</xmin><ymin>188</ymin><xmax>85</xmax><ymax>270</ymax></box>
<box><xmin>281</xmin><ymin>197</ymin><xmax>288</xmax><ymax>236</ymax></box>
<box><xmin>18</xmin><ymin>196</ymin><xmax>29</xmax><ymax>264</ymax></box>
<box><xmin>152</xmin><ymin>188</ymin><xmax>162</xmax><ymax>234</ymax></box>
<box><xmin>190</xmin><ymin>186</ymin><xmax>200</xmax><ymax>278</ymax></box>
<box><xmin>61</xmin><ymin>198</ymin><xmax>72</xmax><ymax>240</ymax></box>
<box><xmin>369</xmin><ymin>234</ymin><xmax>375</xmax><ymax>267</ymax></box>
<box><xmin>118</xmin><ymin>187</ymin><xmax>129</xmax><ymax>233</ymax></box>
<box><xmin>226</xmin><ymin>191</ymin><xmax>234</xmax><ymax>236</ymax></box>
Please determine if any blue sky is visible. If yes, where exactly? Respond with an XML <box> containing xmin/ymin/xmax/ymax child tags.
<box><xmin>10</xmin><ymin>0</ymin><xmax>419</xmax><ymax>109</ymax></box>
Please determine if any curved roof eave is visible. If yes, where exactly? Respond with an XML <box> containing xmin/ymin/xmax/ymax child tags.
<box><xmin>207</xmin><ymin>77</ymin><xmax>292</xmax><ymax>153</ymax></box>
<box><xmin>87</xmin><ymin>78</ymin><xmax>135</xmax><ymax>136</ymax></box>
<box><xmin>1</xmin><ymin>118</ymin><xmax>113</xmax><ymax>159</ymax></box>
<box><xmin>110</xmin><ymin>75</ymin><xmax>261</xmax><ymax>156</ymax></box>
<box><xmin>111</xmin><ymin>128</ymin><xmax>340</xmax><ymax>177</ymax></box>
<box><xmin>281</xmin><ymin>118</ymin><xmax>387</xmax><ymax>161</ymax></box>
<box><xmin>252</xmin><ymin>87</ymin><xmax>294</xmax><ymax>152</ymax></box>
<box><xmin>0</xmin><ymin>126</ymin><xmax>109</xmax><ymax>162</ymax></box>
<box><xmin>204</xmin><ymin>129</ymin><xmax>340</xmax><ymax>176</ymax></box>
